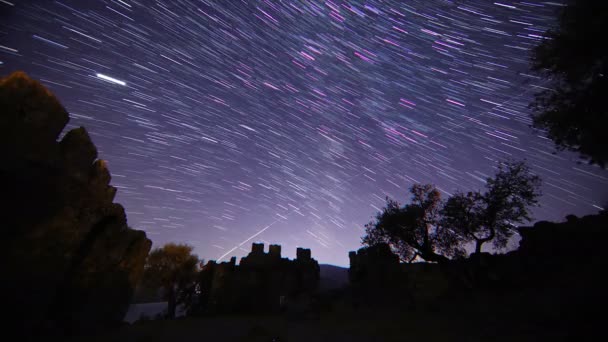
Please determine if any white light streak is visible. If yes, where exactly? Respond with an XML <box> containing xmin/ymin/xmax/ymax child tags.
<box><xmin>217</xmin><ymin>221</ymin><xmax>278</xmax><ymax>261</ymax></box>
<box><xmin>96</xmin><ymin>73</ymin><xmax>126</xmax><ymax>86</ymax></box>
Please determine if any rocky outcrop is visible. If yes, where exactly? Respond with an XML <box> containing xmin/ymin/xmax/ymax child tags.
<box><xmin>518</xmin><ymin>212</ymin><xmax>608</xmax><ymax>266</ymax></box>
<box><xmin>347</xmin><ymin>244</ymin><xmax>414</xmax><ymax>308</ymax></box>
<box><xmin>347</xmin><ymin>212</ymin><xmax>608</xmax><ymax>314</ymax></box>
<box><xmin>348</xmin><ymin>243</ymin><xmax>401</xmax><ymax>285</ymax></box>
<box><xmin>0</xmin><ymin>71</ymin><xmax>151</xmax><ymax>335</ymax></box>
<box><xmin>511</xmin><ymin>212</ymin><xmax>608</xmax><ymax>300</ymax></box>
<box><xmin>445</xmin><ymin>211</ymin><xmax>608</xmax><ymax>292</ymax></box>
<box><xmin>195</xmin><ymin>243</ymin><xmax>320</xmax><ymax>315</ymax></box>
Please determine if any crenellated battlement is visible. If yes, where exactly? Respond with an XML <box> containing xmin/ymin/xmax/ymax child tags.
<box><xmin>196</xmin><ymin>242</ymin><xmax>320</xmax><ymax>314</ymax></box>
<box><xmin>251</xmin><ymin>242</ymin><xmax>264</xmax><ymax>254</ymax></box>
<box><xmin>296</xmin><ymin>247</ymin><xmax>311</xmax><ymax>261</ymax></box>
<box><xmin>269</xmin><ymin>244</ymin><xmax>281</xmax><ymax>258</ymax></box>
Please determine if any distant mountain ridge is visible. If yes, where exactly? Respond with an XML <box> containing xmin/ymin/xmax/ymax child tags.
<box><xmin>319</xmin><ymin>264</ymin><xmax>349</xmax><ymax>291</ymax></box>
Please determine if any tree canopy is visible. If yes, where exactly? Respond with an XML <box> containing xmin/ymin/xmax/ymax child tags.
<box><xmin>143</xmin><ymin>243</ymin><xmax>199</xmax><ymax>318</ymax></box>
<box><xmin>362</xmin><ymin>161</ymin><xmax>541</xmax><ymax>261</ymax></box>
<box><xmin>530</xmin><ymin>0</ymin><xmax>608</xmax><ymax>167</ymax></box>
<box><xmin>362</xmin><ymin>184</ymin><xmax>465</xmax><ymax>263</ymax></box>
<box><xmin>441</xmin><ymin>161</ymin><xmax>542</xmax><ymax>254</ymax></box>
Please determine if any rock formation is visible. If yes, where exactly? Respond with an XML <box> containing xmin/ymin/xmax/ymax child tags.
<box><xmin>348</xmin><ymin>243</ymin><xmax>417</xmax><ymax>308</ymax></box>
<box><xmin>0</xmin><ymin>71</ymin><xmax>151</xmax><ymax>335</ymax></box>
<box><xmin>194</xmin><ymin>243</ymin><xmax>320</xmax><ymax>314</ymax></box>
<box><xmin>347</xmin><ymin>212</ymin><xmax>608</xmax><ymax>312</ymax></box>
<box><xmin>348</xmin><ymin>243</ymin><xmax>401</xmax><ymax>285</ymax></box>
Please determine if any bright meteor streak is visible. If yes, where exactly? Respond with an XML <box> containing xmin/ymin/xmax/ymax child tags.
<box><xmin>217</xmin><ymin>220</ymin><xmax>279</xmax><ymax>261</ymax></box>
<box><xmin>96</xmin><ymin>73</ymin><xmax>126</xmax><ymax>86</ymax></box>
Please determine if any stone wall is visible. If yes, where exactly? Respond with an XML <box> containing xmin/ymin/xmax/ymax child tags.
<box><xmin>195</xmin><ymin>243</ymin><xmax>320</xmax><ymax>314</ymax></box>
<box><xmin>348</xmin><ymin>243</ymin><xmax>417</xmax><ymax>308</ymax></box>
<box><xmin>0</xmin><ymin>72</ymin><xmax>152</xmax><ymax>335</ymax></box>
<box><xmin>348</xmin><ymin>243</ymin><xmax>401</xmax><ymax>285</ymax></box>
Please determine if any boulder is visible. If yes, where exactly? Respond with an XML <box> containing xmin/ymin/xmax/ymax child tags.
<box><xmin>0</xmin><ymin>71</ymin><xmax>68</xmax><ymax>160</ymax></box>
<box><xmin>0</xmin><ymin>71</ymin><xmax>151</xmax><ymax>336</ymax></box>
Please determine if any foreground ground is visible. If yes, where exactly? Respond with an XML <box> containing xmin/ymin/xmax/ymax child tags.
<box><xmin>69</xmin><ymin>289</ymin><xmax>595</xmax><ymax>342</ymax></box>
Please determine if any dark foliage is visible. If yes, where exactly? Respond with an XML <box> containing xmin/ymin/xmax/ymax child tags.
<box><xmin>530</xmin><ymin>0</ymin><xmax>608</xmax><ymax>167</ymax></box>
<box><xmin>142</xmin><ymin>243</ymin><xmax>199</xmax><ymax>318</ymax></box>
<box><xmin>362</xmin><ymin>184</ymin><xmax>465</xmax><ymax>263</ymax></box>
<box><xmin>441</xmin><ymin>161</ymin><xmax>541</xmax><ymax>254</ymax></box>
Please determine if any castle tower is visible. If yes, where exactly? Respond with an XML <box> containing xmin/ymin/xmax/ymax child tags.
<box><xmin>296</xmin><ymin>247</ymin><xmax>311</xmax><ymax>261</ymax></box>
<box><xmin>251</xmin><ymin>242</ymin><xmax>264</xmax><ymax>254</ymax></box>
<box><xmin>269</xmin><ymin>244</ymin><xmax>281</xmax><ymax>258</ymax></box>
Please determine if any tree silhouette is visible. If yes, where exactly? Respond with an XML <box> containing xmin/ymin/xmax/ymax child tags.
<box><xmin>530</xmin><ymin>0</ymin><xmax>608</xmax><ymax>167</ymax></box>
<box><xmin>142</xmin><ymin>243</ymin><xmax>199</xmax><ymax>318</ymax></box>
<box><xmin>362</xmin><ymin>184</ymin><xmax>465</xmax><ymax>263</ymax></box>
<box><xmin>441</xmin><ymin>161</ymin><xmax>542</xmax><ymax>254</ymax></box>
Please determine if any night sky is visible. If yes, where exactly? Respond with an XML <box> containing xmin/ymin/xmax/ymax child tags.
<box><xmin>1</xmin><ymin>0</ymin><xmax>606</xmax><ymax>266</ymax></box>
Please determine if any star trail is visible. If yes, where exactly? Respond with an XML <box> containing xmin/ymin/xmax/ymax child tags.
<box><xmin>1</xmin><ymin>0</ymin><xmax>606</xmax><ymax>266</ymax></box>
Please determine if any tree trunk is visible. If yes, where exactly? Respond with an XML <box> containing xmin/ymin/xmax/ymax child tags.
<box><xmin>408</xmin><ymin>253</ymin><xmax>419</xmax><ymax>263</ymax></box>
<box><xmin>166</xmin><ymin>286</ymin><xmax>176</xmax><ymax>319</ymax></box>
<box><xmin>473</xmin><ymin>228</ymin><xmax>495</xmax><ymax>255</ymax></box>
<box><xmin>474</xmin><ymin>239</ymin><xmax>483</xmax><ymax>254</ymax></box>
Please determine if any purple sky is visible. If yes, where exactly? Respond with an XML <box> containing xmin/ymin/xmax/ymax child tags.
<box><xmin>1</xmin><ymin>0</ymin><xmax>606</xmax><ymax>266</ymax></box>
